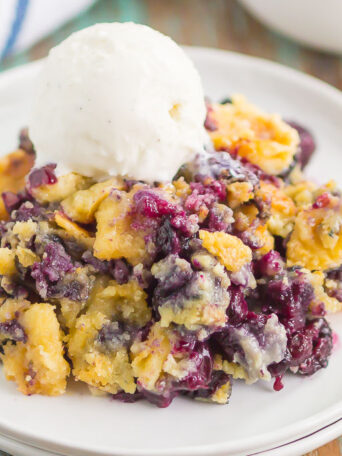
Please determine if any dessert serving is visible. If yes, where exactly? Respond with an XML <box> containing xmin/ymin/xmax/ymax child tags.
<box><xmin>0</xmin><ymin>23</ymin><xmax>338</xmax><ymax>408</ymax></box>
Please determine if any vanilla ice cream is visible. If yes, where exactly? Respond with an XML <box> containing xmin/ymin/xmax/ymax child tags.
<box><xmin>29</xmin><ymin>22</ymin><xmax>207</xmax><ymax>182</ymax></box>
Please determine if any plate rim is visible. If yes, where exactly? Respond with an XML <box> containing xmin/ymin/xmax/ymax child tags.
<box><xmin>0</xmin><ymin>47</ymin><xmax>341</xmax><ymax>456</ymax></box>
<box><xmin>249</xmin><ymin>419</ymin><xmax>342</xmax><ymax>456</ymax></box>
<box><xmin>0</xmin><ymin>419</ymin><xmax>340</xmax><ymax>456</ymax></box>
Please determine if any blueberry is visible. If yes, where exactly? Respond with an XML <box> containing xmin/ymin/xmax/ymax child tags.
<box><xmin>0</xmin><ymin>320</ymin><xmax>27</xmax><ymax>343</ymax></box>
<box><xmin>287</xmin><ymin>121</ymin><xmax>316</xmax><ymax>169</ymax></box>
<box><xmin>27</xmin><ymin>164</ymin><xmax>57</xmax><ymax>190</ymax></box>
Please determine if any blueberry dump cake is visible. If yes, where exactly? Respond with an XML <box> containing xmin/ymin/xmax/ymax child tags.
<box><xmin>0</xmin><ymin>95</ymin><xmax>337</xmax><ymax>406</ymax></box>
<box><xmin>0</xmin><ymin>23</ymin><xmax>338</xmax><ymax>407</ymax></box>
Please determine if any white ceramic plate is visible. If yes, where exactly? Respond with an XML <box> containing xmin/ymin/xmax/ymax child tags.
<box><xmin>251</xmin><ymin>419</ymin><xmax>342</xmax><ymax>456</ymax></box>
<box><xmin>0</xmin><ymin>48</ymin><xmax>341</xmax><ymax>456</ymax></box>
<box><xmin>0</xmin><ymin>419</ymin><xmax>341</xmax><ymax>456</ymax></box>
<box><xmin>0</xmin><ymin>419</ymin><xmax>340</xmax><ymax>456</ymax></box>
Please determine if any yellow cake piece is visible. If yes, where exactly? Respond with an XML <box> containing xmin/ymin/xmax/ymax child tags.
<box><xmin>254</xmin><ymin>225</ymin><xmax>275</xmax><ymax>257</ymax></box>
<box><xmin>226</xmin><ymin>181</ymin><xmax>254</xmax><ymax>209</ymax></box>
<box><xmin>86</xmin><ymin>277</ymin><xmax>151</xmax><ymax>327</ymax></box>
<box><xmin>152</xmin><ymin>253</ymin><xmax>230</xmax><ymax>334</ymax></box>
<box><xmin>62</xmin><ymin>177</ymin><xmax>124</xmax><ymax>224</ymax></box>
<box><xmin>309</xmin><ymin>271</ymin><xmax>342</xmax><ymax>313</ymax></box>
<box><xmin>199</xmin><ymin>230</ymin><xmax>252</xmax><ymax>272</ymax></box>
<box><xmin>16</xmin><ymin>246</ymin><xmax>39</xmax><ymax>267</ymax></box>
<box><xmin>0</xmin><ymin>298</ymin><xmax>30</xmax><ymax>325</ymax></box>
<box><xmin>31</xmin><ymin>173</ymin><xmax>92</xmax><ymax>204</ymax></box>
<box><xmin>12</xmin><ymin>220</ymin><xmax>37</xmax><ymax>244</ymax></box>
<box><xmin>131</xmin><ymin>323</ymin><xmax>171</xmax><ymax>391</ymax></box>
<box><xmin>68</xmin><ymin>312</ymin><xmax>135</xmax><ymax>394</ymax></box>
<box><xmin>234</xmin><ymin>203</ymin><xmax>259</xmax><ymax>232</ymax></box>
<box><xmin>258</xmin><ymin>181</ymin><xmax>297</xmax><ymax>237</ymax></box>
<box><xmin>0</xmin><ymin>248</ymin><xmax>16</xmax><ymax>275</ymax></box>
<box><xmin>1</xmin><ymin>303</ymin><xmax>70</xmax><ymax>395</ymax></box>
<box><xmin>131</xmin><ymin>323</ymin><xmax>203</xmax><ymax>394</ymax></box>
<box><xmin>0</xmin><ymin>149</ymin><xmax>34</xmax><ymax>220</ymax></box>
<box><xmin>287</xmin><ymin>202</ymin><xmax>342</xmax><ymax>270</ymax></box>
<box><xmin>208</xmin><ymin>95</ymin><xmax>299</xmax><ymax>175</ymax></box>
<box><xmin>94</xmin><ymin>186</ymin><xmax>148</xmax><ymax>266</ymax></box>
<box><xmin>54</xmin><ymin>211</ymin><xmax>94</xmax><ymax>248</ymax></box>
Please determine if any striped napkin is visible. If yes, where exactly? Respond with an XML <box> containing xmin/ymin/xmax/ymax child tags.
<box><xmin>0</xmin><ymin>0</ymin><xmax>95</xmax><ymax>60</ymax></box>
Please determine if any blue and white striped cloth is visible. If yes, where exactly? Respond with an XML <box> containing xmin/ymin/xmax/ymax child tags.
<box><xmin>0</xmin><ymin>0</ymin><xmax>95</xmax><ymax>60</ymax></box>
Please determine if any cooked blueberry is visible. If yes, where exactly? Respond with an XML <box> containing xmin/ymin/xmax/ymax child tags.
<box><xmin>204</xmin><ymin>104</ymin><xmax>218</xmax><ymax>132</ymax></box>
<box><xmin>187</xmin><ymin>370</ymin><xmax>231</xmax><ymax>401</ymax></box>
<box><xmin>155</xmin><ymin>218</ymin><xmax>180</xmax><ymax>256</ymax></box>
<box><xmin>2</xmin><ymin>192</ymin><xmax>22</xmax><ymax>213</ymax></box>
<box><xmin>0</xmin><ymin>320</ymin><xmax>27</xmax><ymax>343</ymax></box>
<box><xmin>133</xmin><ymin>190</ymin><xmax>178</xmax><ymax>218</ymax></box>
<box><xmin>254</xmin><ymin>251</ymin><xmax>284</xmax><ymax>278</ymax></box>
<box><xmin>227</xmin><ymin>286</ymin><xmax>248</xmax><ymax>325</ymax></box>
<box><xmin>27</xmin><ymin>164</ymin><xmax>57</xmax><ymax>190</ymax></box>
<box><xmin>82</xmin><ymin>251</ymin><xmax>109</xmax><ymax>273</ymax></box>
<box><xmin>31</xmin><ymin>242</ymin><xmax>74</xmax><ymax>299</ymax></box>
<box><xmin>109</xmin><ymin>259</ymin><xmax>132</xmax><ymax>284</ymax></box>
<box><xmin>287</xmin><ymin>121</ymin><xmax>316</xmax><ymax>169</ymax></box>
<box><xmin>13</xmin><ymin>201</ymin><xmax>42</xmax><ymax>222</ymax></box>
<box><xmin>178</xmin><ymin>342</ymin><xmax>213</xmax><ymax>390</ymax></box>
<box><xmin>139</xmin><ymin>387</ymin><xmax>178</xmax><ymax>408</ymax></box>
<box><xmin>97</xmin><ymin>322</ymin><xmax>133</xmax><ymax>352</ymax></box>
<box><xmin>112</xmin><ymin>391</ymin><xmax>143</xmax><ymax>403</ymax></box>
<box><xmin>297</xmin><ymin>318</ymin><xmax>333</xmax><ymax>375</ymax></box>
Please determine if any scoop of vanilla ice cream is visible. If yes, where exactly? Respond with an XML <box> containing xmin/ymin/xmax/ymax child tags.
<box><xmin>29</xmin><ymin>22</ymin><xmax>207</xmax><ymax>182</ymax></box>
